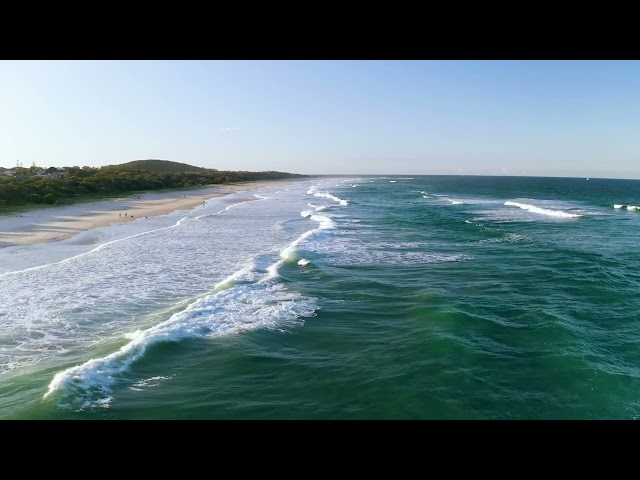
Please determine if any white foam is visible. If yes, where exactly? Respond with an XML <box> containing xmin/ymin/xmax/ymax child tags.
<box><xmin>365</xmin><ymin>241</ymin><xmax>427</xmax><ymax>249</ymax></box>
<box><xmin>389</xmin><ymin>180</ymin><xmax>396</xmax><ymax>183</ymax></box>
<box><xmin>332</xmin><ymin>250</ymin><xmax>471</xmax><ymax>266</ymax></box>
<box><xmin>322</xmin><ymin>193</ymin><xmax>349</xmax><ymax>206</ymax></box>
<box><xmin>300</xmin><ymin>236</ymin><xmax>471</xmax><ymax>266</ymax></box>
<box><xmin>213</xmin><ymin>264</ymin><xmax>257</xmax><ymax>290</ymax></box>
<box><xmin>474</xmin><ymin>232</ymin><xmax>531</xmax><ymax>245</ymax></box>
<box><xmin>266</xmin><ymin>212</ymin><xmax>335</xmax><ymax>279</ymax></box>
<box><xmin>0</xmin><ymin>181</ymin><xmax>323</xmax><ymax>377</ymax></box>
<box><xmin>504</xmin><ymin>201</ymin><xmax>582</xmax><ymax>219</ymax></box>
<box><xmin>0</xmin><ymin>216</ymin><xmax>190</xmax><ymax>278</ymax></box>
<box><xmin>193</xmin><ymin>198</ymin><xmax>257</xmax><ymax>220</ymax></box>
<box><xmin>307</xmin><ymin>185</ymin><xmax>348</xmax><ymax>206</ymax></box>
<box><xmin>129</xmin><ymin>375</ymin><xmax>172</xmax><ymax>392</ymax></box>
<box><xmin>614</xmin><ymin>204</ymin><xmax>624</xmax><ymax>209</ymax></box>
<box><xmin>628</xmin><ymin>205</ymin><xmax>638</xmax><ymax>211</ymax></box>
<box><xmin>1</xmin><ymin>196</ymin><xmax>260</xmax><ymax>278</ymax></box>
<box><xmin>44</xmin><ymin>281</ymin><xmax>317</xmax><ymax>408</ymax></box>
<box><xmin>297</xmin><ymin>259</ymin><xmax>310</xmax><ymax>266</ymax></box>
<box><xmin>307</xmin><ymin>203</ymin><xmax>328</xmax><ymax>211</ymax></box>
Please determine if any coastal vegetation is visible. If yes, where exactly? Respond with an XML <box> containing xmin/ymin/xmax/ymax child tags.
<box><xmin>0</xmin><ymin>160</ymin><xmax>305</xmax><ymax>210</ymax></box>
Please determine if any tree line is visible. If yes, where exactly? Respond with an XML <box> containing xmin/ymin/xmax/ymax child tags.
<box><xmin>0</xmin><ymin>165</ymin><xmax>306</xmax><ymax>208</ymax></box>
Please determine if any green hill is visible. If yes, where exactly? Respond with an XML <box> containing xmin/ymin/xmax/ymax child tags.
<box><xmin>101</xmin><ymin>159</ymin><xmax>215</xmax><ymax>173</ymax></box>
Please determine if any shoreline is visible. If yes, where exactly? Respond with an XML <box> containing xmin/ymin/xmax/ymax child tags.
<box><xmin>0</xmin><ymin>179</ymin><xmax>302</xmax><ymax>248</ymax></box>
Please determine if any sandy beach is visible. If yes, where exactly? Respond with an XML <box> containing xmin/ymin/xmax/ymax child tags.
<box><xmin>0</xmin><ymin>179</ymin><xmax>300</xmax><ymax>247</ymax></box>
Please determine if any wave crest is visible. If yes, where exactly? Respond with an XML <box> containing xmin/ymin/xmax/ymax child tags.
<box><xmin>504</xmin><ymin>201</ymin><xmax>582</xmax><ymax>219</ymax></box>
<box><xmin>44</xmin><ymin>282</ymin><xmax>317</xmax><ymax>409</ymax></box>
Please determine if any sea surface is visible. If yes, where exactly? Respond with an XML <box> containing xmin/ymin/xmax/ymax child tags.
<box><xmin>1</xmin><ymin>175</ymin><xmax>639</xmax><ymax>419</ymax></box>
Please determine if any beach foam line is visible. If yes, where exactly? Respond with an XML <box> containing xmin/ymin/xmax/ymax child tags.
<box><xmin>44</xmin><ymin>278</ymin><xmax>317</xmax><ymax>409</ymax></box>
<box><xmin>307</xmin><ymin>203</ymin><xmax>328</xmax><ymax>211</ymax></box>
<box><xmin>504</xmin><ymin>201</ymin><xmax>582</xmax><ymax>218</ymax></box>
<box><xmin>1</xmin><ymin>197</ymin><xmax>261</xmax><ymax>278</ymax></box>
<box><xmin>193</xmin><ymin>196</ymin><xmax>263</xmax><ymax>220</ymax></box>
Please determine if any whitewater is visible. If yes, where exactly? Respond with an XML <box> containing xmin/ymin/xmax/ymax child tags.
<box><xmin>0</xmin><ymin>178</ymin><xmax>350</xmax><ymax>411</ymax></box>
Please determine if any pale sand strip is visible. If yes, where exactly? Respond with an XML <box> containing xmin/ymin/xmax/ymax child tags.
<box><xmin>0</xmin><ymin>179</ymin><xmax>300</xmax><ymax>247</ymax></box>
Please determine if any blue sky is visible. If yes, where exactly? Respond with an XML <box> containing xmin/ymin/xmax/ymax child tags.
<box><xmin>1</xmin><ymin>60</ymin><xmax>639</xmax><ymax>178</ymax></box>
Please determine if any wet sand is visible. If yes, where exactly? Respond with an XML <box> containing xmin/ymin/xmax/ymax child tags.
<box><xmin>0</xmin><ymin>179</ymin><xmax>298</xmax><ymax>247</ymax></box>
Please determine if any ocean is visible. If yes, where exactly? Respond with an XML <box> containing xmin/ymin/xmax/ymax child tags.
<box><xmin>1</xmin><ymin>175</ymin><xmax>639</xmax><ymax>419</ymax></box>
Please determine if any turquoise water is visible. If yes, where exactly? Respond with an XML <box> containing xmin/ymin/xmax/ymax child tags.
<box><xmin>1</xmin><ymin>175</ymin><xmax>639</xmax><ymax>419</ymax></box>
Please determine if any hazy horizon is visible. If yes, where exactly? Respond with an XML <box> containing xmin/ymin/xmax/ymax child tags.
<box><xmin>1</xmin><ymin>159</ymin><xmax>636</xmax><ymax>181</ymax></box>
<box><xmin>2</xmin><ymin>60</ymin><xmax>639</xmax><ymax>179</ymax></box>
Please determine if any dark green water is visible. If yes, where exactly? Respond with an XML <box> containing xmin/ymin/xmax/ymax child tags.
<box><xmin>2</xmin><ymin>176</ymin><xmax>639</xmax><ymax>419</ymax></box>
